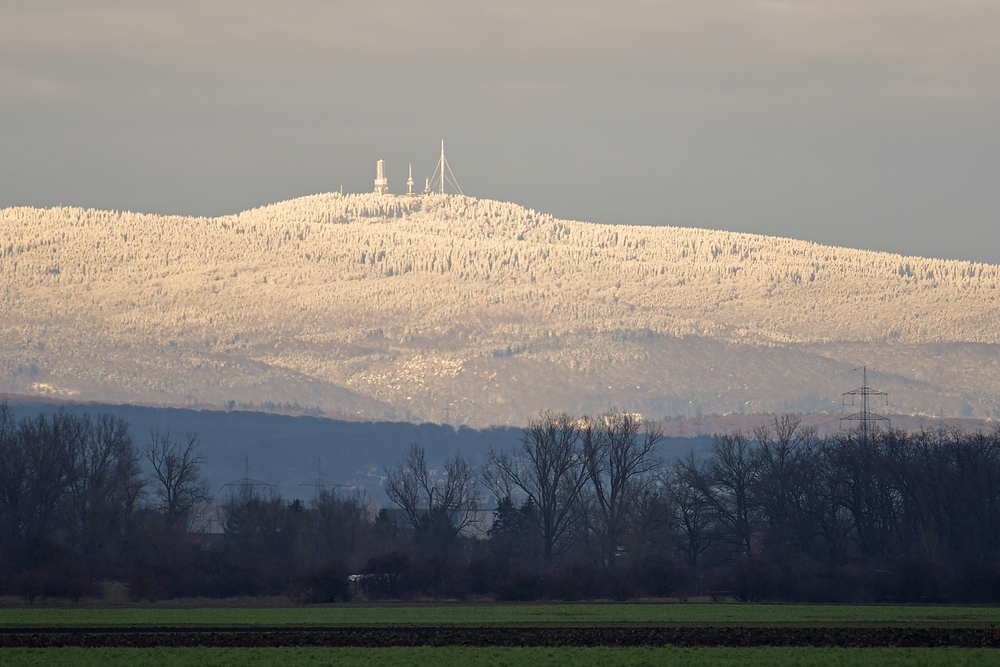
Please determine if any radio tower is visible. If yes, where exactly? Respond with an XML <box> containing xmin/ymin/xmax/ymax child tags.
<box><xmin>427</xmin><ymin>140</ymin><xmax>463</xmax><ymax>195</ymax></box>
<box><xmin>406</xmin><ymin>164</ymin><xmax>415</xmax><ymax>196</ymax></box>
<box><xmin>841</xmin><ymin>366</ymin><xmax>890</xmax><ymax>444</ymax></box>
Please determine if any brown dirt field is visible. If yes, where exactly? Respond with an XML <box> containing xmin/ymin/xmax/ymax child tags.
<box><xmin>2</xmin><ymin>627</ymin><xmax>1000</xmax><ymax>648</ymax></box>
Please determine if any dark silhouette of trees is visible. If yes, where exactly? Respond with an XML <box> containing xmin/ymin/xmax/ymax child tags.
<box><xmin>0</xmin><ymin>407</ymin><xmax>141</xmax><ymax>558</ymax></box>
<box><xmin>667</xmin><ymin>453</ymin><xmax>717</xmax><ymax>569</ymax></box>
<box><xmin>69</xmin><ymin>413</ymin><xmax>144</xmax><ymax>557</ymax></box>
<box><xmin>484</xmin><ymin>411</ymin><xmax>588</xmax><ymax>569</ymax></box>
<box><xmin>581</xmin><ymin>410</ymin><xmax>663</xmax><ymax>570</ymax></box>
<box><xmin>222</xmin><ymin>482</ymin><xmax>289</xmax><ymax>573</ymax></box>
<box><xmin>487</xmin><ymin>496</ymin><xmax>542</xmax><ymax>566</ymax></box>
<box><xmin>4</xmin><ymin>411</ymin><xmax>80</xmax><ymax>548</ymax></box>
<box><xmin>144</xmin><ymin>431</ymin><xmax>210</xmax><ymax>533</ymax></box>
<box><xmin>823</xmin><ymin>430</ymin><xmax>896</xmax><ymax>560</ymax></box>
<box><xmin>7</xmin><ymin>399</ymin><xmax>1000</xmax><ymax>604</ymax></box>
<box><xmin>699</xmin><ymin>431</ymin><xmax>762</xmax><ymax>560</ymax></box>
<box><xmin>385</xmin><ymin>443</ymin><xmax>481</xmax><ymax>574</ymax></box>
<box><xmin>310</xmin><ymin>489</ymin><xmax>372</xmax><ymax>569</ymax></box>
<box><xmin>385</xmin><ymin>443</ymin><xmax>481</xmax><ymax>535</ymax></box>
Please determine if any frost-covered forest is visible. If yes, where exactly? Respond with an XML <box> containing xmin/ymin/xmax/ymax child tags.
<box><xmin>2</xmin><ymin>193</ymin><xmax>999</xmax><ymax>424</ymax></box>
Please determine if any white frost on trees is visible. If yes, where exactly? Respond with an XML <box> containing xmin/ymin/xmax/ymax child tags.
<box><xmin>1</xmin><ymin>193</ymin><xmax>998</xmax><ymax>424</ymax></box>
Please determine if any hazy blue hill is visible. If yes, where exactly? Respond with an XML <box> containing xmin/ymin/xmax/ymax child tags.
<box><xmin>2</xmin><ymin>396</ymin><xmax>710</xmax><ymax>502</ymax></box>
<box><xmin>2</xmin><ymin>397</ymin><xmax>508</xmax><ymax>501</ymax></box>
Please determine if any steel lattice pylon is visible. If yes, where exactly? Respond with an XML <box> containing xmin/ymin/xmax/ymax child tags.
<box><xmin>841</xmin><ymin>365</ymin><xmax>890</xmax><ymax>443</ymax></box>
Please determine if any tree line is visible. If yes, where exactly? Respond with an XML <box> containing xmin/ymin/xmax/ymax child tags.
<box><xmin>3</xmin><ymin>401</ymin><xmax>1000</xmax><ymax>603</ymax></box>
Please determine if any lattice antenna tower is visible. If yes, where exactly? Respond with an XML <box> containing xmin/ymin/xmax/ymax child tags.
<box><xmin>840</xmin><ymin>366</ymin><xmax>890</xmax><ymax>444</ymax></box>
<box><xmin>427</xmin><ymin>140</ymin><xmax>464</xmax><ymax>195</ymax></box>
<box><xmin>300</xmin><ymin>457</ymin><xmax>340</xmax><ymax>494</ymax></box>
<box><xmin>222</xmin><ymin>457</ymin><xmax>276</xmax><ymax>497</ymax></box>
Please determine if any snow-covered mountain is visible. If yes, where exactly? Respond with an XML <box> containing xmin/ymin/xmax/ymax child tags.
<box><xmin>3</xmin><ymin>193</ymin><xmax>999</xmax><ymax>425</ymax></box>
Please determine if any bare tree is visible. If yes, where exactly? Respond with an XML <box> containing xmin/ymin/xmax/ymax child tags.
<box><xmin>69</xmin><ymin>413</ymin><xmax>144</xmax><ymax>556</ymax></box>
<box><xmin>384</xmin><ymin>443</ymin><xmax>481</xmax><ymax>535</ymax></box>
<box><xmin>484</xmin><ymin>411</ymin><xmax>589</xmax><ymax>569</ymax></box>
<box><xmin>668</xmin><ymin>453</ymin><xmax>718</xmax><ymax>569</ymax></box>
<box><xmin>622</xmin><ymin>484</ymin><xmax>673</xmax><ymax>564</ymax></box>
<box><xmin>311</xmin><ymin>488</ymin><xmax>372</xmax><ymax>569</ymax></box>
<box><xmin>11</xmin><ymin>411</ymin><xmax>80</xmax><ymax>546</ymax></box>
<box><xmin>752</xmin><ymin>415</ymin><xmax>819</xmax><ymax>550</ymax></box>
<box><xmin>0</xmin><ymin>407</ymin><xmax>143</xmax><ymax>558</ymax></box>
<box><xmin>699</xmin><ymin>431</ymin><xmax>762</xmax><ymax>560</ymax></box>
<box><xmin>145</xmin><ymin>431</ymin><xmax>211</xmax><ymax>532</ymax></box>
<box><xmin>581</xmin><ymin>410</ymin><xmax>664</xmax><ymax>570</ymax></box>
<box><xmin>222</xmin><ymin>481</ymin><xmax>288</xmax><ymax>570</ymax></box>
<box><xmin>0</xmin><ymin>402</ymin><xmax>27</xmax><ymax>547</ymax></box>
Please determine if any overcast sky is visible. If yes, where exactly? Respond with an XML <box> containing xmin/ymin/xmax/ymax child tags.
<box><xmin>2</xmin><ymin>1</ymin><xmax>999</xmax><ymax>263</ymax></box>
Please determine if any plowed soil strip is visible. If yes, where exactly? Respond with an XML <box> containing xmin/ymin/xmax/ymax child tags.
<box><xmin>3</xmin><ymin>627</ymin><xmax>1000</xmax><ymax>648</ymax></box>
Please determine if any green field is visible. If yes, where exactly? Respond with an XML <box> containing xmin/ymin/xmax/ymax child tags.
<box><xmin>1</xmin><ymin>647</ymin><xmax>998</xmax><ymax>667</ymax></box>
<box><xmin>2</xmin><ymin>603</ymin><xmax>1000</xmax><ymax>628</ymax></box>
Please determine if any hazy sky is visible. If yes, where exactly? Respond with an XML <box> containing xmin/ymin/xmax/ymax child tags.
<box><xmin>2</xmin><ymin>1</ymin><xmax>999</xmax><ymax>263</ymax></box>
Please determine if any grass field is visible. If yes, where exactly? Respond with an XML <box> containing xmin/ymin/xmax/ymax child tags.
<box><xmin>1</xmin><ymin>646</ymin><xmax>998</xmax><ymax>667</ymax></box>
<box><xmin>2</xmin><ymin>603</ymin><xmax>1000</xmax><ymax>628</ymax></box>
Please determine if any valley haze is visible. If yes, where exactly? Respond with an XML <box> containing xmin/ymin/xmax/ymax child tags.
<box><xmin>2</xmin><ymin>192</ymin><xmax>999</xmax><ymax>427</ymax></box>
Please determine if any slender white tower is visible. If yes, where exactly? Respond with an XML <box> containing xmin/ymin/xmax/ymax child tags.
<box><xmin>374</xmin><ymin>159</ymin><xmax>388</xmax><ymax>195</ymax></box>
<box><xmin>427</xmin><ymin>140</ymin><xmax>464</xmax><ymax>195</ymax></box>
<box><xmin>439</xmin><ymin>140</ymin><xmax>446</xmax><ymax>194</ymax></box>
<box><xmin>406</xmin><ymin>164</ymin><xmax>415</xmax><ymax>196</ymax></box>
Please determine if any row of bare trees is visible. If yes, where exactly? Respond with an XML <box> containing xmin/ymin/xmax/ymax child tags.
<box><xmin>6</xmin><ymin>400</ymin><xmax>1000</xmax><ymax>602</ymax></box>
<box><xmin>668</xmin><ymin>418</ymin><xmax>1000</xmax><ymax>568</ymax></box>
<box><xmin>0</xmin><ymin>405</ymin><xmax>144</xmax><ymax>560</ymax></box>
<box><xmin>0</xmin><ymin>403</ymin><xmax>410</xmax><ymax>601</ymax></box>
<box><xmin>0</xmin><ymin>404</ymin><xmax>218</xmax><ymax>597</ymax></box>
<box><xmin>380</xmin><ymin>410</ymin><xmax>666</xmax><ymax>577</ymax></box>
<box><xmin>477</xmin><ymin>410</ymin><xmax>663</xmax><ymax>571</ymax></box>
<box><xmin>382</xmin><ymin>410</ymin><xmax>1000</xmax><ymax>601</ymax></box>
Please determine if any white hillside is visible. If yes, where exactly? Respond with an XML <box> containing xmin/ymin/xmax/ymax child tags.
<box><xmin>2</xmin><ymin>193</ymin><xmax>999</xmax><ymax>425</ymax></box>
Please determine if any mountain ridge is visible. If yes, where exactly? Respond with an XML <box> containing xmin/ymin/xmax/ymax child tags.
<box><xmin>3</xmin><ymin>193</ymin><xmax>999</xmax><ymax>424</ymax></box>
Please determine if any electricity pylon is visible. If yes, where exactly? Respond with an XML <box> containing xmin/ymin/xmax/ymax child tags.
<box><xmin>840</xmin><ymin>366</ymin><xmax>890</xmax><ymax>444</ymax></box>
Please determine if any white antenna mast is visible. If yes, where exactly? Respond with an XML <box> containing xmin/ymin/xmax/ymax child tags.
<box><xmin>406</xmin><ymin>164</ymin><xmax>415</xmax><ymax>196</ymax></box>
<box><xmin>427</xmin><ymin>139</ymin><xmax>463</xmax><ymax>196</ymax></box>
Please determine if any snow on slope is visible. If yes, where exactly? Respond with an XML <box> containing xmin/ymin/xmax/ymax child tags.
<box><xmin>2</xmin><ymin>193</ymin><xmax>999</xmax><ymax>425</ymax></box>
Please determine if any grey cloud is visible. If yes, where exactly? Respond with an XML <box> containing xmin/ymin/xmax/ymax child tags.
<box><xmin>1</xmin><ymin>1</ymin><xmax>999</xmax><ymax>263</ymax></box>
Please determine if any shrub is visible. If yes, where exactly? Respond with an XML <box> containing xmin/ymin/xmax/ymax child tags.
<box><xmin>295</xmin><ymin>561</ymin><xmax>351</xmax><ymax>603</ymax></box>
<box><xmin>494</xmin><ymin>568</ymin><xmax>543</xmax><ymax>601</ymax></box>
<box><xmin>630</xmin><ymin>553</ymin><xmax>689</xmax><ymax>598</ymax></box>
<box><xmin>359</xmin><ymin>552</ymin><xmax>410</xmax><ymax>599</ymax></box>
<box><xmin>15</xmin><ymin>568</ymin><xmax>101</xmax><ymax>602</ymax></box>
<box><xmin>956</xmin><ymin>557</ymin><xmax>1000</xmax><ymax>603</ymax></box>
<box><xmin>723</xmin><ymin>558</ymin><xmax>775</xmax><ymax>602</ymax></box>
<box><xmin>542</xmin><ymin>563</ymin><xmax>602</xmax><ymax>601</ymax></box>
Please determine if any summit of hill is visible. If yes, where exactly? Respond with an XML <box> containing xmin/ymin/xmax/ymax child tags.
<box><xmin>3</xmin><ymin>193</ymin><xmax>999</xmax><ymax>425</ymax></box>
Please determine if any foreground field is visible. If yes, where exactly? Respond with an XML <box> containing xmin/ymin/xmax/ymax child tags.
<box><xmin>3</xmin><ymin>603</ymin><xmax>1000</xmax><ymax>628</ymax></box>
<box><xmin>3</xmin><ymin>626</ymin><xmax>998</xmax><ymax>649</ymax></box>
<box><xmin>1</xmin><ymin>646</ymin><xmax>998</xmax><ymax>667</ymax></box>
